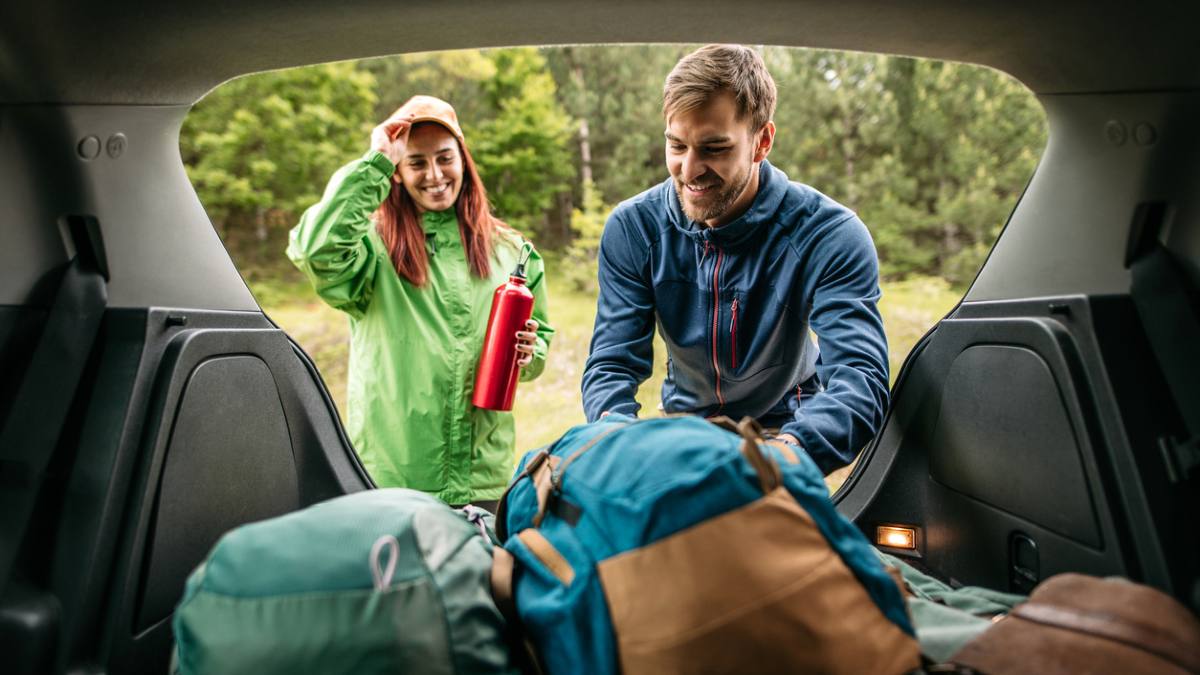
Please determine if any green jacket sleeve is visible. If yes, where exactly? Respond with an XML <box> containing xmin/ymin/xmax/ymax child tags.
<box><xmin>519</xmin><ymin>246</ymin><xmax>555</xmax><ymax>382</ymax></box>
<box><xmin>287</xmin><ymin>150</ymin><xmax>395</xmax><ymax>319</ymax></box>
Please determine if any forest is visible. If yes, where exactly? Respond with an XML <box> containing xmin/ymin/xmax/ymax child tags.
<box><xmin>182</xmin><ymin>45</ymin><xmax>1046</xmax><ymax>289</ymax></box>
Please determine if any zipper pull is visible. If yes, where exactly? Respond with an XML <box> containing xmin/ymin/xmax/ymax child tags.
<box><xmin>730</xmin><ymin>298</ymin><xmax>739</xmax><ymax>370</ymax></box>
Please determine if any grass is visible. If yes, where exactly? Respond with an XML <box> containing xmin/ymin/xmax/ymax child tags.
<box><xmin>877</xmin><ymin>275</ymin><xmax>960</xmax><ymax>381</ymax></box>
<box><xmin>254</xmin><ymin>262</ymin><xmax>961</xmax><ymax>493</ymax></box>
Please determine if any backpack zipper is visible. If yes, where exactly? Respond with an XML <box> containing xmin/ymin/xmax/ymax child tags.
<box><xmin>730</xmin><ymin>298</ymin><xmax>739</xmax><ymax>370</ymax></box>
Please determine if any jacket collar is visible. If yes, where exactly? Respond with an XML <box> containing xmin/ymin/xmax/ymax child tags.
<box><xmin>664</xmin><ymin>159</ymin><xmax>787</xmax><ymax>249</ymax></box>
<box><xmin>421</xmin><ymin>208</ymin><xmax>459</xmax><ymax>243</ymax></box>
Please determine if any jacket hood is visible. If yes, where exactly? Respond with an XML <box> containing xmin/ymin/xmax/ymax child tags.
<box><xmin>664</xmin><ymin>159</ymin><xmax>789</xmax><ymax>249</ymax></box>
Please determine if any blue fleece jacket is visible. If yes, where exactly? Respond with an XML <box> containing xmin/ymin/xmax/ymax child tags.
<box><xmin>581</xmin><ymin>160</ymin><xmax>889</xmax><ymax>473</ymax></box>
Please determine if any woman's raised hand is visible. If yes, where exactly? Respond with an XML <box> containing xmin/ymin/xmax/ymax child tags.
<box><xmin>370</xmin><ymin>113</ymin><xmax>415</xmax><ymax>166</ymax></box>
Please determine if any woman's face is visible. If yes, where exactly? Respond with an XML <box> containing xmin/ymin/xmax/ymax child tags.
<box><xmin>396</xmin><ymin>123</ymin><xmax>464</xmax><ymax>213</ymax></box>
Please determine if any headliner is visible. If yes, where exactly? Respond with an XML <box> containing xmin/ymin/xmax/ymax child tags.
<box><xmin>1</xmin><ymin>0</ymin><xmax>1198</xmax><ymax>105</ymax></box>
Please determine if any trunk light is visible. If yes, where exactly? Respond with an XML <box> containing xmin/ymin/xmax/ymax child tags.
<box><xmin>876</xmin><ymin>525</ymin><xmax>917</xmax><ymax>550</ymax></box>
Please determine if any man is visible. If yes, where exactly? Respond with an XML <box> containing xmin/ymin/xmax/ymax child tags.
<box><xmin>581</xmin><ymin>44</ymin><xmax>889</xmax><ymax>474</ymax></box>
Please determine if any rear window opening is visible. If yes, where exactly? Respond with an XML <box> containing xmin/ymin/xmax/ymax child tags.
<box><xmin>180</xmin><ymin>44</ymin><xmax>1047</xmax><ymax>492</ymax></box>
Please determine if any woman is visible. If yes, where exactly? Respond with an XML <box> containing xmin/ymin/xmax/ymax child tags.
<box><xmin>288</xmin><ymin>95</ymin><xmax>554</xmax><ymax>510</ymax></box>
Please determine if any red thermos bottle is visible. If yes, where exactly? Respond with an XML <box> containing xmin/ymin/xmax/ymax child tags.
<box><xmin>472</xmin><ymin>250</ymin><xmax>536</xmax><ymax>411</ymax></box>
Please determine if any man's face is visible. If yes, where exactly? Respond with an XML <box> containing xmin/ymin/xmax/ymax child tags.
<box><xmin>665</xmin><ymin>92</ymin><xmax>773</xmax><ymax>227</ymax></box>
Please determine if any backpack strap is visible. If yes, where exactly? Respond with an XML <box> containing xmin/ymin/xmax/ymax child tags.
<box><xmin>504</xmin><ymin>416</ymin><xmax>784</xmax><ymax>537</ymax></box>
<box><xmin>490</xmin><ymin>547</ymin><xmax>545</xmax><ymax>675</ymax></box>
<box><xmin>495</xmin><ymin>421</ymin><xmax>630</xmax><ymax>537</ymax></box>
<box><xmin>707</xmin><ymin>415</ymin><xmax>742</xmax><ymax>434</ymax></box>
<box><xmin>514</xmin><ymin>530</ymin><xmax>575</xmax><ymax>586</ymax></box>
<box><xmin>551</xmin><ymin>422</ymin><xmax>630</xmax><ymax>489</ymax></box>
<box><xmin>491</xmin><ymin>547</ymin><xmax>518</xmax><ymax>620</ymax></box>
<box><xmin>536</xmin><ymin>422</ymin><xmax>628</xmax><ymax>526</ymax></box>
<box><xmin>530</xmin><ymin>456</ymin><xmax>561</xmax><ymax>530</ymax></box>
<box><xmin>495</xmin><ymin>448</ymin><xmax>551</xmax><ymax>541</ymax></box>
<box><xmin>722</xmin><ymin>416</ymin><xmax>783</xmax><ymax>495</ymax></box>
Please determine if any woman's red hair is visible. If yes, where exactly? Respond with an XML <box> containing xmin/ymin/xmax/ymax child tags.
<box><xmin>376</xmin><ymin>130</ymin><xmax>504</xmax><ymax>286</ymax></box>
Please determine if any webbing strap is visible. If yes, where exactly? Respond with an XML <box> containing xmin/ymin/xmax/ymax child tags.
<box><xmin>730</xmin><ymin>416</ymin><xmax>782</xmax><ymax>495</ymax></box>
<box><xmin>491</xmin><ymin>546</ymin><xmax>517</xmax><ymax>618</ymax></box>
<box><xmin>533</xmin><ymin>423</ymin><xmax>627</xmax><ymax>526</ymax></box>
<box><xmin>531</xmin><ymin>456</ymin><xmax>560</xmax><ymax>530</ymax></box>
<box><xmin>517</xmin><ymin>529</ymin><xmax>575</xmax><ymax>586</ymax></box>
<box><xmin>551</xmin><ymin>423</ymin><xmax>629</xmax><ymax>490</ymax></box>
<box><xmin>490</xmin><ymin>547</ymin><xmax>545</xmax><ymax>675</ymax></box>
<box><xmin>495</xmin><ymin>449</ymin><xmax>550</xmax><ymax>541</ymax></box>
<box><xmin>0</xmin><ymin>254</ymin><xmax>108</xmax><ymax>594</ymax></box>
<box><xmin>711</xmin><ymin>415</ymin><xmax>790</xmax><ymax>487</ymax></box>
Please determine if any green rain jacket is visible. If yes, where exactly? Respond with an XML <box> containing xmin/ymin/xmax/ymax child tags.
<box><xmin>288</xmin><ymin>150</ymin><xmax>554</xmax><ymax>504</ymax></box>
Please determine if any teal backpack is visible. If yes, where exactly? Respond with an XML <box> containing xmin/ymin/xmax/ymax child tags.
<box><xmin>172</xmin><ymin>488</ymin><xmax>515</xmax><ymax>675</ymax></box>
<box><xmin>494</xmin><ymin>415</ymin><xmax>921</xmax><ymax>675</ymax></box>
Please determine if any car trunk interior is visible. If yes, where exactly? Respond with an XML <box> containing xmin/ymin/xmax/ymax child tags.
<box><xmin>1</xmin><ymin>1</ymin><xmax>1197</xmax><ymax>673</ymax></box>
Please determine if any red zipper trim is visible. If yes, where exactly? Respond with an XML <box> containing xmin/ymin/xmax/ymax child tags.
<box><xmin>710</xmin><ymin>246</ymin><xmax>725</xmax><ymax>412</ymax></box>
<box><xmin>730</xmin><ymin>298</ymin><xmax>739</xmax><ymax>370</ymax></box>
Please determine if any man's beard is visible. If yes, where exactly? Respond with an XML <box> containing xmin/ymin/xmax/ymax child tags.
<box><xmin>676</xmin><ymin>164</ymin><xmax>753</xmax><ymax>225</ymax></box>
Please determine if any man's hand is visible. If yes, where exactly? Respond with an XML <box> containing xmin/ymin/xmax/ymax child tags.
<box><xmin>370</xmin><ymin>113</ymin><xmax>415</xmax><ymax>167</ymax></box>
<box><xmin>776</xmin><ymin>432</ymin><xmax>801</xmax><ymax>448</ymax></box>
<box><xmin>515</xmin><ymin>319</ymin><xmax>539</xmax><ymax>368</ymax></box>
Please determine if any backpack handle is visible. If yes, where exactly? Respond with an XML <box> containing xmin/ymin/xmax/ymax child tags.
<box><xmin>495</xmin><ymin>422</ymin><xmax>629</xmax><ymax>540</ymax></box>
<box><xmin>499</xmin><ymin>417</ymin><xmax>780</xmax><ymax>539</ymax></box>
<box><xmin>370</xmin><ymin>535</ymin><xmax>400</xmax><ymax>591</ymax></box>
<box><xmin>495</xmin><ymin>448</ymin><xmax>551</xmax><ymax>541</ymax></box>
<box><xmin>711</xmin><ymin>416</ymin><xmax>783</xmax><ymax>495</ymax></box>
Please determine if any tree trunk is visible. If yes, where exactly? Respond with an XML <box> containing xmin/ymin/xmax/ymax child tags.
<box><xmin>572</xmin><ymin>62</ymin><xmax>593</xmax><ymax>188</ymax></box>
<box><xmin>843</xmin><ymin>106</ymin><xmax>857</xmax><ymax>206</ymax></box>
<box><xmin>578</xmin><ymin>115</ymin><xmax>593</xmax><ymax>187</ymax></box>
<box><xmin>255</xmin><ymin>206</ymin><xmax>268</xmax><ymax>242</ymax></box>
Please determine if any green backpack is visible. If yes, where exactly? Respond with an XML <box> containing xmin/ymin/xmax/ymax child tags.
<box><xmin>172</xmin><ymin>488</ymin><xmax>515</xmax><ymax>675</ymax></box>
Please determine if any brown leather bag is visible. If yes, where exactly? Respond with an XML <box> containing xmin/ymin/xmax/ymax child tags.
<box><xmin>944</xmin><ymin>573</ymin><xmax>1200</xmax><ymax>674</ymax></box>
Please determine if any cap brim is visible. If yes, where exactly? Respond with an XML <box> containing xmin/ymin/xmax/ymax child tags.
<box><xmin>409</xmin><ymin>116</ymin><xmax>463</xmax><ymax>140</ymax></box>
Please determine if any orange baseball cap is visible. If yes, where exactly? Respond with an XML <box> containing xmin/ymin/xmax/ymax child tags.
<box><xmin>392</xmin><ymin>95</ymin><xmax>465</xmax><ymax>142</ymax></box>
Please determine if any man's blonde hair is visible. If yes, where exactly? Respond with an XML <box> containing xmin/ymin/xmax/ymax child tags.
<box><xmin>663</xmin><ymin>44</ymin><xmax>777</xmax><ymax>132</ymax></box>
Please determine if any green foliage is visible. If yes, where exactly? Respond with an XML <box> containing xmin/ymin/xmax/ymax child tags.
<box><xmin>562</xmin><ymin>181</ymin><xmax>610</xmax><ymax>293</ymax></box>
<box><xmin>545</xmin><ymin>45</ymin><xmax>694</xmax><ymax>204</ymax></box>
<box><xmin>181</xmin><ymin>62</ymin><xmax>377</xmax><ymax>255</ymax></box>
<box><xmin>766</xmin><ymin>49</ymin><xmax>1046</xmax><ymax>286</ymax></box>
<box><xmin>361</xmin><ymin>49</ymin><xmax>497</xmax><ymax>125</ymax></box>
<box><xmin>183</xmin><ymin>46</ymin><xmax>1047</xmax><ymax>288</ymax></box>
<box><xmin>471</xmin><ymin>49</ymin><xmax>576</xmax><ymax>236</ymax></box>
<box><xmin>360</xmin><ymin>48</ymin><xmax>576</xmax><ymax>241</ymax></box>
